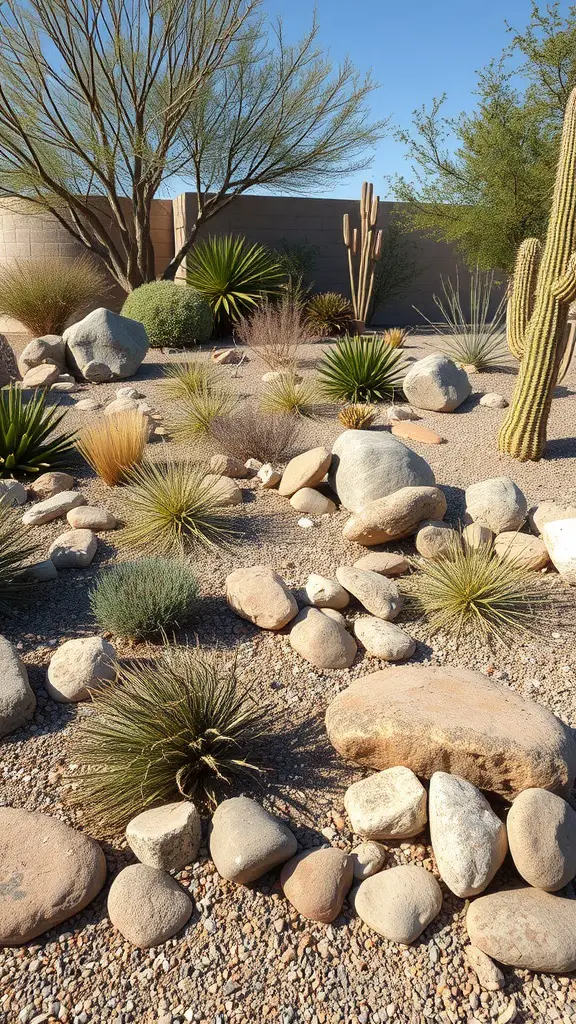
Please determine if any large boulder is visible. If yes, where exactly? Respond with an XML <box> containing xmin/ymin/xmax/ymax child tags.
<box><xmin>506</xmin><ymin>788</ymin><xmax>576</xmax><ymax>892</ymax></box>
<box><xmin>45</xmin><ymin>636</ymin><xmax>116</xmax><ymax>703</ymax></box>
<box><xmin>352</xmin><ymin>865</ymin><xmax>442</xmax><ymax>944</ymax></box>
<box><xmin>466</xmin><ymin>888</ymin><xmax>576</xmax><ymax>973</ymax></box>
<box><xmin>0</xmin><ymin>636</ymin><xmax>35</xmax><ymax>739</ymax></box>
<box><xmin>530</xmin><ymin>501</ymin><xmax>576</xmax><ymax>535</ymax></box>
<box><xmin>403</xmin><ymin>354</ymin><xmax>471</xmax><ymax>412</ymax></box>
<box><xmin>278</xmin><ymin>447</ymin><xmax>332</xmax><ymax>497</ymax></box>
<box><xmin>343</xmin><ymin>486</ymin><xmax>447</xmax><ymax>546</ymax></box>
<box><xmin>64</xmin><ymin>307</ymin><xmax>149</xmax><ymax>381</ymax></box>
<box><xmin>328</xmin><ymin>430</ymin><xmax>435</xmax><ymax>512</ymax></box>
<box><xmin>18</xmin><ymin>334</ymin><xmax>66</xmax><ymax>376</ymax></box>
<box><xmin>325</xmin><ymin>665</ymin><xmax>576</xmax><ymax>799</ymax></box>
<box><xmin>210</xmin><ymin>797</ymin><xmax>297</xmax><ymax>884</ymax></box>
<box><xmin>465</xmin><ymin>476</ymin><xmax>527</xmax><ymax>534</ymax></box>
<box><xmin>225</xmin><ymin>566</ymin><xmax>298</xmax><ymax>630</ymax></box>
<box><xmin>0</xmin><ymin>807</ymin><xmax>106</xmax><ymax>945</ymax></box>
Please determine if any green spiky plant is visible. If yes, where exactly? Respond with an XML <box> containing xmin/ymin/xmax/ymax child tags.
<box><xmin>305</xmin><ymin>292</ymin><xmax>353</xmax><ymax>337</ymax></box>
<box><xmin>187</xmin><ymin>235</ymin><xmax>283</xmax><ymax>332</ymax></box>
<box><xmin>318</xmin><ymin>334</ymin><xmax>407</xmax><ymax>403</ymax></box>
<box><xmin>89</xmin><ymin>557</ymin><xmax>200</xmax><ymax>640</ymax></box>
<box><xmin>122</xmin><ymin>462</ymin><xmax>238</xmax><ymax>553</ymax></box>
<box><xmin>66</xmin><ymin>644</ymin><xmax>268</xmax><ymax>836</ymax></box>
<box><xmin>260</xmin><ymin>373</ymin><xmax>318</xmax><ymax>417</ymax></box>
<box><xmin>0</xmin><ymin>502</ymin><xmax>38</xmax><ymax>610</ymax></box>
<box><xmin>499</xmin><ymin>87</ymin><xmax>576</xmax><ymax>461</ymax></box>
<box><xmin>170</xmin><ymin>384</ymin><xmax>237</xmax><ymax>437</ymax></box>
<box><xmin>0</xmin><ymin>383</ymin><xmax>75</xmax><ymax>478</ymax></box>
<box><xmin>159</xmin><ymin>360</ymin><xmax>223</xmax><ymax>402</ymax></box>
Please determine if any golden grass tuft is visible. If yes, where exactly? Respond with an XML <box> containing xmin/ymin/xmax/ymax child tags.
<box><xmin>260</xmin><ymin>373</ymin><xmax>318</xmax><ymax>417</ymax></box>
<box><xmin>338</xmin><ymin>403</ymin><xmax>377</xmax><ymax>429</ymax></box>
<box><xmin>77</xmin><ymin>411</ymin><xmax>148</xmax><ymax>486</ymax></box>
<box><xmin>383</xmin><ymin>327</ymin><xmax>409</xmax><ymax>349</ymax></box>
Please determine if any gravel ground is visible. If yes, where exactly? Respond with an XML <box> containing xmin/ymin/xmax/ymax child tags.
<box><xmin>2</xmin><ymin>333</ymin><xmax>576</xmax><ymax>1024</ymax></box>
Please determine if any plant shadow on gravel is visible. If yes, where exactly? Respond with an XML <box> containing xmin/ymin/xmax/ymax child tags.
<box><xmin>544</xmin><ymin>436</ymin><xmax>576</xmax><ymax>460</ymax></box>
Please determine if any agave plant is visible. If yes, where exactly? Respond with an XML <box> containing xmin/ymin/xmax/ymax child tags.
<box><xmin>318</xmin><ymin>335</ymin><xmax>407</xmax><ymax>404</ymax></box>
<box><xmin>0</xmin><ymin>502</ymin><xmax>38</xmax><ymax>610</ymax></box>
<box><xmin>187</xmin><ymin>235</ymin><xmax>283</xmax><ymax>331</ymax></box>
<box><xmin>0</xmin><ymin>384</ymin><xmax>75</xmax><ymax>478</ymax></box>
<box><xmin>305</xmin><ymin>292</ymin><xmax>353</xmax><ymax>337</ymax></box>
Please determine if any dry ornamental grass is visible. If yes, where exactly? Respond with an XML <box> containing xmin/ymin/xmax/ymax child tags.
<box><xmin>211</xmin><ymin>404</ymin><xmax>301</xmax><ymax>463</ymax></box>
<box><xmin>235</xmin><ymin>295</ymin><xmax>307</xmax><ymax>370</ymax></box>
<box><xmin>76</xmin><ymin>410</ymin><xmax>148</xmax><ymax>486</ymax></box>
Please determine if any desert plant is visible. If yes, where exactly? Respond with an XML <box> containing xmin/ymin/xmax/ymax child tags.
<box><xmin>187</xmin><ymin>236</ymin><xmax>283</xmax><ymax>331</ymax></box>
<box><xmin>415</xmin><ymin>268</ymin><xmax>509</xmax><ymax>371</ymax></box>
<box><xmin>121</xmin><ymin>281</ymin><xmax>213</xmax><ymax>348</ymax></box>
<box><xmin>67</xmin><ymin>643</ymin><xmax>267</xmax><ymax>835</ymax></box>
<box><xmin>318</xmin><ymin>335</ymin><xmax>407</xmax><ymax>403</ymax></box>
<box><xmin>0</xmin><ymin>503</ymin><xmax>37</xmax><ymax>611</ymax></box>
<box><xmin>90</xmin><ymin>557</ymin><xmax>200</xmax><ymax>640</ymax></box>
<box><xmin>77</xmin><ymin>411</ymin><xmax>148</xmax><ymax>486</ymax></box>
<box><xmin>0</xmin><ymin>256</ymin><xmax>106</xmax><ymax>336</ymax></box>
<box><xmin>274</xmin><ymin>238</ymin><xmax>319</xmax><ymax>298</ymax></box>
<box><xmin>123</xmin><ymin>462</ymin><xmax>237</xmax><ymax>553</ymax></box>
<box><xmin>211</xmin><ymin>405</ymin><xmax>300</xmax><ymax>463</ymax></box>
<box><xmin>159</xmin><ymin>360</ymin><xmax>222</xmax><ymax>402</ymax></box>
<box><xmin>235</xmin><ymin>295</ymin><xmax>307</xmax><ymax>370</ymax></box>
<box><xmin>260</xmin><ymin>373</ymin><xmax>318</xmax><ymax>417</ymax></box>
<box><xmin>305</xmin><ymin>292</ymin><xmax>353</xmax><ymax>337</ymax></box>
<box><xmin>383</xmin><ymin>327</ymin><xmax>409</xmax><ymax>349</ymax></box>
<box><xmin>408</xmin><ymin>535</ymin><xmax>556</xmax><ymax>646</ymax></box>
<box><xmin>0</xmin><ymin>384</ymin><xmax>75</xmax><ymax>478</ymax></box>
<box><xmin>0</xmin><ymin>335</ymin><xmax>18</xmax><ymax>387</ymax></box>
<box><xmin>171</xmin><ymin>384</ymin><xmax>237</xmax><ymax>438</ymax></box>
<box><xmin>343</xmin><ymin>181</ymin><xmax>383</xmax><ymax>332</ymax></box>
<box><xmin>338</xmin><ymin>403</ymin><xmax>377</xmax><ymax>429</ymax></box>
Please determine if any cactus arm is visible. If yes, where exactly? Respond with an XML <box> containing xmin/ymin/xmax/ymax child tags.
<box><xmin>551</xmin><ymin>252</ymin><xmax>576</xmax><ymax>301</ymax></box>
<box><xmin>507</xmin><ymin>238</ymin><xmax>541</xmax><ymax>360</ymax></box>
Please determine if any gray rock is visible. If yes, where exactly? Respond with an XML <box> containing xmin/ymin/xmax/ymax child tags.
<box><xmin>0</xmin><ymin>635</ymin><xmax>36</xmax><ymax>738</ymax></box>
<box><xmin>507</xmin><ymin>787</ymin><xmax>576</xmax><ymax>891</ymax></box>
<box><xmin>0</xmin><ymin>479</ymin><xmax>27</xmax><ymax>507</ymax></box>
<box><xmin>24</xmin><ymin>559</ymin><xmax>58</xmax><ymax>582</ymax></box>
<box><xmin>289</xmin><ymin>607</ymin><xmax>357</xmax><ymax>669</ymax></box>
<box><xmin>304</xmin><ymin>574</ymin><xmax>350</xmax><ymax>609</ymax></box>
<box><xmin>22</xmin><ymin>490</ymin><xmax>86</xmax><ymax>526</ymax></box>
<box><xmin>45</xmin><ymin>636</ymin><xmax>116</xmax><ymax>703</ymax></box>
<box><xmin>353</xmin><ymin>864</ymin><xmax>442</xmax><ymax>944</ymax></box>
<box><xmin>353</xmin><ymin>616</ymin><xmax>415</xmax><ymax>661</ymax></box>
<box><xmin>225</xmin><ymin>566</ymin><xmax>298</xmax><ymax>629</ymax></box>
<box><xmin>479</xmin><ymin>393</ymin><xmax>508</xmax><ymax>409</ymax></box>
<box><xmin>48</xmin><ymin>529</ymin><xmax>97</xmax><ymax>568</ymax></box>
<box><xmin>335</xmin><ymin>566</ymin><xmax>402</xmax><ymax>620</ymax></box>
<box><xmin>18</xmin><ymin>335</ymin><xmax>65</xmax><ymax>376</ymax></box>
<box><xmin>465</xmin><ymin>476</ymin><xmax>527</xmax><ymax>534</ymax></box>
<box><xmin>351</xmin><ymin>841</ymin><xmax>387</xmax><ymax>880</ymax></box>
<box><xmin>29</xmin><ymin>472</ymin><xmax>74</xmax><ymax>500</ymax></box>
<box><xmin>75</xmin><ymin>397</ymin><xmax>102</xmax><ymax>411</ymax></box>
<box><xmin>343</xmin><ymin>485</ymin><xmax>447</xmax><ymax>546</ymax></box>
<box><xmin>281</xmin><ymin>848</ymin><xmax>353</xmax><ymax>923</ymax></box>
<box><xmin>209</xmin><ymin>796</ymin><xmax>297</xmax><ymax>884</ymax></box>
<box><xmin>466</xmin><ymin>888</ymin><xmax>576</xmax><ymax>973</ymax></box>
<box><xmin>385</xmin><ymin>404</ymin><xmax>420</xmax><ymax>423</ymax></box>
<box><xmin>344</xmin><ymin>766</ymin><xmax>427</xmax><ymax>840</ymax></box>
<box><xmin>403</xmin><ymin>354</ymin><xmax>471</xmax><ymax>412</ymax></box>
<box><xmin>329</xmin><ymin>430</ymin><xmax>435</xmax><ymax>512</ymax></box>
<box><xmin>107</xmin><ymin>864</ymin><xmax>192</xmax><ymax>947</ymax></box>
<box><xmin>126</xmin><ymin>802</ymin><xmax>201</xmax><ymax>871</ymax></box>
<box><xmin>64</xmin><ymin>307</ymin><xmax>149</xmax><ymax>381</ymax></box>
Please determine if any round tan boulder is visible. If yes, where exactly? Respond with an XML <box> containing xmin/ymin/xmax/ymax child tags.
<box><xmin>126</xmin><ymin>802</ymin><xmax>201</xmax><ymax>872</ymax></box>
<box><xmin>29</xmin><ymin>471</ymin><xmax>74</xmax><ymax>500</ymax></box>
<box><xmin>325</xmin><ymin>665</ymin><xmax>576</xmax><ymax>799</ymax></box>
<box><xmin>344</xmin><ymin>766</ymin><xmax>427</xmax><ymax>840</ymax></box>
<box><xmin>107</xmin><ymin>864</ymin><xmax>192</xmax><ymax>947</ymax></box>
<box><xmin>352</xmin><ymin>864</ymin><xmax>442</xmax><ymax>944</ymax></box>
<box><xmin>289</xmin><ymin>607</ymin><xmax>357</xmax><ymax>669</ymax></box>
<box><xmin>462</xmin><ymin>522</ymin><xmax>494</xmax><ymax>550</ymax></box>
<box><xmin>18</xmin><ymin>334</ymin><xmax>66</xmax><ymax>376</ymax></box>
<box><xmin>289</xmin><ymin>487</ymin><xmax>336</xmax><ymax>515</ymax></box>
<box><xmin>342</xmin><ymin>486</ymin><xmax>447</xmax><ymax>546</ymax></box>
<box><xmin>507</xmin><ymin>788</ymin><xmax>576</xmax><ymax>891</ymax></box>
<box><xmin>225</xmin><ymin>566</ymin><xmax>298</xmax><ymax>629</ymax></box>
<box><xmin>67</xmin><ymin>506</ymin><xmax>118</xmax><ymax>531</ymax></box>
<box><xmin>353</xmin><ymin>617</ymin><xmax>415</xmax><ymax>661</ymax></box>
<box><xmin>335</xmin><ymin>566</ymin><xmax>402</xmax><ymax>620</ymax></box>
<box><xmin>22</xmin><ymin>363</ymin><xmax>60</xmax><ymax>388</ymax></box>
<box><xmin>203</xmin><ymin>474</ymin><xmax>243</xmax><ymax>507</ymax></box>
<box><xmin>46</xmin><ymin>636</ymin><xmax>116</xmax><ymax>702</ymax></box>
<box><xmin>465</xmin><ymin>476</ymin><xmax>527</xmax><ymax>534</ymax></box>
<box><xmin>466</xmin><ymin>888</ymin><xmax>576</xmax><ymax>973</ymax></box>
<box><xmin>415</xmin><ymin>520</ymin><xmax>457</xmax><ymax>559</ymax></box>
<box><xmin>494</xmin><ymin>531</ymin><xmax>550</xmax><ymax>569</ymax></box>
<box><xmin>209</xmin><ymin>797</ymin><xmax>297</xmax><ymax>884</ymax></box>
<box><xmin>278</xmin><ymin>447</ymin><xmax>332</xmax><ymax>497</ymax></box>
<box><xmin>353</xmin><ymin>552</ymin><xmax>409</xmax><ymax>576</ymax></box>
<box><xmin>304</xmin><ymin>574</ymin><xmax>349</xmax><ymax>609</ymax></box>
<box><xmin>541</xmin><ymin>519</ymin><xmax>576</xmax><ymax>584</ymax></box>
<box><xmin>351</xmin><ymin>841</ymin><xmax>387</xmax><ymax>880</ymax></box>
<box><xmin>280</xmin><ymin>848</ymin><xmax>353</xmax><ymax>923</ymax></box>
<box><xmin>209</xmin><ymin>453</ymin><xmax>249</xmax><ymax>478</ymax></box>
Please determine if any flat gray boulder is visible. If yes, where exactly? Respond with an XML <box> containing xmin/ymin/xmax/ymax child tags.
<box><xmin>64</xmin><ymin>307</ymin><xmax>149</xmax><ymax>381</ymax></box>
<box><xmin>18</xmin><ymin>334</ymin><xmax>66</xmax><ymax>376</ymax></box>
<box><xmin>0</xmin><ymin>636</ymin><xmax>35</xmax><ymax>739</ymax></box>
<box><xmin>329</xmin><ymin>430</ymin><xmax>435</xmax><ymax>512</ymax></box>
<box><xmin>403</xmin><ymin>354</ymin><xmax>471</xmax><ymax>412</ymax></box>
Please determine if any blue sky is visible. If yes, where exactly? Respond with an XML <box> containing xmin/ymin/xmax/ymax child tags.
<box><xmin>263</xmin><ymin>0</ymin><xmax>560</xmax><ymax>199</ymax></box>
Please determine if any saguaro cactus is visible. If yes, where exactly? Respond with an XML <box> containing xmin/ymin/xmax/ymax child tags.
<box><xmin>499</xmin><ymin>87</ymin><xmax>576</xmax><ymax>461</ymax></box>
<box><xmin>343</xmin><ymin>182</ymin><xmax>383</xmax><ymax>333</ymax></box>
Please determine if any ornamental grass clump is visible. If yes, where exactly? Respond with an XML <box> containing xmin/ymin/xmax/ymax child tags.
<box><xmin>159</xmin><ymin>360</ymin><xmax>222</xmax><ymax>402</ymax></box>
<box><xmin>171</xmin><ymin>384</ymin><xmax>237</xmax><ymax>438</ymax></box>
<box><xmin>304</xmin><ymin>292</ymin><xmax>353</xmax><ymax>337</ymax></box>
<box><xmin>338</xmin><ymin>403</ymin><xmax>377</xmax><ymax>429</ymax></box>
<box><xmin>67</xmin><ymin>645</ymin><xmax>267</xmax><ymax>836</ymax></box>
<box><xmin>0</xmin><ymin>383</ymin><xmax>75</xmax><ymax>478</ymax></box>
<box><xmin>122</xmin><ymin>462</ymin><xmax>237</xmax><ymax>553</ymax></box>
<box><xmin>0</xmin><ymin>255</ymin><xmax>107</xmax><ymax>336</ymax></box>
<box><xmin>235</xmin><ymin>294</ymin><xmax>307</xmax><ymax>370</ymax></box>
<box><xmin>408</xmin><ymin>535</ymin><xmax>557</xmax><ymax>647</ymax></box>
<box><xmin>211</xmin><ymin>404</ymin><xmax>300</xmax><ymax>463</ymax></box>
<box><xmin>383</xmin><ymin>327</ymin><xmax>409</xmax><ymax>349</ymax></box>
<box><xmin>76</xmin><ymin>410</ymin><xmax>148</xmax><ymax>486</ymax></box>
<box><xmin>89</xmin><ymin>557</ymin><xmax>199</xmax><ymax>640</ymax></box>
<box><xmin>260</xmin><ymin>373</ymin><xmax>318</xmax><ymax>417</ymax></box>
<box><xmin>0</xmin><ymin>503</ymin><xmax>37</xmax><ymax>611</ymax></box>
<box><xmin>318</xmin><ymin>334</ymin><xmax>407</xmax><ymax>403</ymax></box>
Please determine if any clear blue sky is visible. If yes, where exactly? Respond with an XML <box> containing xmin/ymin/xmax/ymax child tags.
<box><xmin>263</xmin><ymin>0</ymin><xmax>564</xmax><ymax>200</ymax></box>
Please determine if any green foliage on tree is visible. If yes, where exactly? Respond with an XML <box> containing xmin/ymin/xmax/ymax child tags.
<box><xmin>393</xmin><ymin>2</ymin><xmax>576</xmax><ymax>272</ymax></box>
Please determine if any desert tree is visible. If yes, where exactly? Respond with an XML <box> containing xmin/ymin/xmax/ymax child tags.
<box><xmin>0</xmin><ymin>0</ymin><xmax>385</xmax><ymax>291</ymax></box>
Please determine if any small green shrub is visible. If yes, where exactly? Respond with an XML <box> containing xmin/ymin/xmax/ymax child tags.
<box><xmin>123</xmin><ymin>461</ymin><xmax>237</xmax><ymax>553</ymax></box>
<box><xmin>0</xmin><ymin>255</ymin><xmax>107</xmax><ymax>336</ymax></box>
<box><xmin>67</xmin><ymin>644</ymin><xmax>267</xmax><ymax>835</ymax></box>
<box><xmin>187</xmin><ymin>235</ymin><xmax>283</xmax><ymax>331</ymax></box>
<box><xmin>121</xmin><ymin>281</ymin><xmax>213</xmax><ymax>348</ymax></box>
<box><xmin>0</xmin><ymin>503</ymin><xmax>37</xmax><ymax>611</ymax></box>
<box><xmin>305</xmin><ymin>292</ymin><xmax>353</xmax><ymax>337</ymax></box>
<box><xmin>260</xmin><ymin>374</ymin><xmax>318</xmax><ymax>417</ymax></box>
<box><xmin>171</xmin><ymin>384</ymin><xmax>237</xmax><ymax>438</ymax></box>
<box><xmin>0</xmin><ymin>384</ymin><xmax>75</xmax><ymax>478</ymax></box>
<box><xmin>159</xmin><ymin>360</ymin><xmax>222</xmax><ymax>401</ymax></box>
<box><xmin>89</xmin><ymin>557</ymin><xmax>199</xmax><ymax>639</ymax></box>
<box><xmin>211</xmin><ymin>404</ymin><xmax>300</xmax><ymax>463</ymax></box>
<box><xmin>318</xmin><ymin>335</ymin><xmax>407</xmax><ymax>403</ymax></box>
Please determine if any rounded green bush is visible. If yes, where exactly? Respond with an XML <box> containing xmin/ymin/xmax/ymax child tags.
<box><xmin>89</xmin><ymin>556</ymin><xmax>200</xmax><ymax>639</ymax></box>
<box><xmin>121</xmin><ymin>281</ymin><xmax>213</xmax><ymax>348</ymax></box>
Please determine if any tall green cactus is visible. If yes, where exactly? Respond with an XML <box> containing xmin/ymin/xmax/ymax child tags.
<box><xmin>499</xmin><ymin>87</ymin><xmax>576</xmax><ymax>461</ymax></box>
<box><xmin>506</xmin><ymin>237</ymin><xmax>541</xmax><ymax>360</ymax></box>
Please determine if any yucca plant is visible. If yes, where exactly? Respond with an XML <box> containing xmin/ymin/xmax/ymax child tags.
<box><xmin>260</xmin><ymin>373</ymin><xmax>318</xmax><ymax>417</ymax></box>
<box><xmin>383</xmin><ymin>327</ymin><xmax>409</xmax><ymax>349</ymax></box>
<box><xmin>66</xmin><ymin>644</ymin><xmax>268</xmax><ymax>836</ymax></box>
<box><xmin>0</xmin><ymin>255</ymin><xmax>107</xmax><ymax>336</ymax></box>
<box><xmin>0</xmin><ymin>383</ymin><xmax>75</xmax><ymax>478</ymax></box>
<box><xmin>305</xmin><ymin>292</ymin><xmax>353</xmax><ymax>337</ymax></box>
<box><xmin>211</xmin><ymin>405</ymin><xmax>300</xmax><ymax>463</ymax></box>
<box><xmin>159</xmin><ymin>360</ymin><xmax>222</xmax><ymax>402</ymax></box>
<box><xmin>408</xmin><ymin>535</ymin><xmax>557</xmax><ymax>646</ymax></box>
<box><xmin>171</xmin><ymin>384</ymin><xmax>237</xmax><ymax>438</ymax></box>
<box><xmin>318</xmin><ymin>335</ymin><xmax>407</xmax><ymax>404</ymax></box>
<box><xmin>338</xmin><ymin>403</ymin><xmax>377</xmax><ymax>429</ymax></box>
<box><xmin>90</xmin><ymin>557</ymin><xmax>200</xmax><ymax>640</ymax></box>
<box><xmin>0</xmin><ymin>502</ymin><xmax>38</xmax><ymax>611</ymax></box>
<box><xmin>415</xmin><ymin>268</ymin><xmax>509</xmax><ymax>371</ymax></box>
<box><xmin>187</xmin><ymin>235</ymin><xmax>283</xmax><ymax>332</ymax></box>
<box><xmin>77</xmin><ymin>411</ymin><xmax>148</xmax><ymax>486</ymax></box>
<box><xmin>122</xmin><ymin>462</ymin><xmax>237</xmax><ymax>553</ymax></box>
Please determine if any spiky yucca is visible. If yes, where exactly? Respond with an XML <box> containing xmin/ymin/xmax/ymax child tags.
<box><xmin>89</xmin><ymin>557</ymin><xmax>200</xmax><ymax>640</ymax></box>
<box><xmin>77</xmin><ymin>411</ymin><xmax>148</xmax><ymax>486</ymax></box>
<box><xmin>383</xmin><ymin>327</ymin><xmax>409</xmax><ymax>349</ymax></box>
<box><xmin>187</xmin><ymin>235</ymin><xmax>282</xmax><ymax>331</ymax></box>
<box><xmin>123</xmin><ymin>462</ymin><xmax>237</xmax><ymax>553</ymax></box>
<box><xmin>171</xmin><ymin>384</ymin><xmax>237</xmax><ymax>438</ymax></box>
<box><xmin>305</xmin><ymin>292</ymin><xmax>353</xmax><ymax>337</ymax></box>
<box><xmin>67</xmin><ymin>645</ymin><xmax>267</xmax><ymax>836</ymax></box>
<box><xmin>338</xmin><ymin>403</ymin><xmax>377</xmax><ymax>429</ymax></box>
<box><xmin>318</xmin><ymin>335</ymin><xmax>406</xmax><ymax>403</ymax></box>
<box><xmin>0</xmin><ymin>384</ymin><xmax>75</xmax><ymax>478</ymax></box>
<box><xmin>260</xmin><ymin>374</ymin><xmax>318</xmax><ymax>417</ymax></box>
<box><xmin>159</xmin><ymin>360</ymin><xmax>222</xmax><ymax>402</ymax></box>
<box><xmin>0</xmin><ymin>502</ymin><xmax>38</xmax><ymax>610</ymax></box>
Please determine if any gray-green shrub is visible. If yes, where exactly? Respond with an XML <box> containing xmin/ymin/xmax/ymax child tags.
<box><xmin>121</xmin><ymin>281</ymin><xmax>213</xmax><ymax>348</ymax></box>
<box><xmin>89</xmin><ymin>556</ymin><xmax>199</xmax><ymax>639</ymax></box>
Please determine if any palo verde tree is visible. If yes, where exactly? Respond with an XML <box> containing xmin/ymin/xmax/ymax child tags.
<box><xmin>0</xmin><ymin>0</ymin><xmax>385</xmax><ymax>292</ymax></box>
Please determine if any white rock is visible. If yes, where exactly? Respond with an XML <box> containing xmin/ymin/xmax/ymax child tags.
<box><xmin>290</xmin><ymin>488</ymin><xmax>336</xmax><ymax>515</ymax></box>
<box><xmin>465</xmin><ymin>477</ymin><xmax>527</xmax><ymax>534</ymax></box>
<box><xmin>22</xmin><ymin>491</ymin><xmax>86</xmax><ymax>526</ymax></box>
<box><xmin>329</xmin><ymin>430</ymin><xmax>435</xmax><ymax>512</ymax></box>
<box><xmin>350</xmin><ymin>841</ymin><xmax>387</xmax><ymax>880</ymax></box>
<box><xmin>353</xmin><ymin>616</ymin><xmax>415</xmax><ymax>661</ymax></box>
<box><xmin>49</xmin><ymin>529</ymin><xmax>97</xmax><ymax>568</ymax></box>
<box><xmin>245</xmin><ymin>458</ymin><xmax>263</xmax><ymax>472</ymax></box>
<box><xmin>385</xmin><ymin>405</ymin><xmax>420</xmax><ymax>423</ymax></box>
<box><xmin>0</xmin><ymin>635</ymin><xmax>36</xmax><ymax>738</ymax></box>
<box><xmin>116</xmin><ymin>386</ymin><xmax>144</xmax><ymax>399</ymax></box>
<box><xmin>126</xmin><ymin>802</ymin><xmax>201</xmax><ymax>871</ymax></box>
<box><xmin>344</xmin><ymin>766</ymin><xmax>427</xmax><ymax>840</ymax></box>
<box><xmin>67</xmin><ymin>506</ymin><xmax>118</xmax><ymax>531</ymax></box>
<box><xmin>298</xmin><ymin>517</ymin><xmax>314</xmax><ymax>529</ymax></box>
<box><xmin>479</xmin><ymin>393</ymin><xmax>508</xmax><ymax>409</ymax></box>
<box><xmin>0</xmin><ymin>480</ymin><xmax>27</xmax><ymax>507</ymax></box>
<box><xmin>46</xmin><ymin>636</ymin><xmax>116</xmax><ymax>703</ymax></box>
<box><xmin>257</xmin><ymin>464</ymin><xmax>281</xmax><ymax>488</ymax></box>
<box><xmin>529</xmin><ymin>501</ymin><xmax>576</xmax><ymax>535</ymax></box>
<box><xmin>542</xmin><ymin>518</ymin><xmax>576</xmax><ymax>584</ymax></box>
<box><xmin>353</xmin><ymin>864</ymin><xmax>442</xmax><ymax>944</ymax></box>
<box><xmin>304</xmin><ymin>574</ymin><xmax>349</xmax><ymax>610</ymax></box>
<box><xmin>429</xmin><ymin>772</ymin><xmax>507</xmax><ymax>898</ymax></box>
